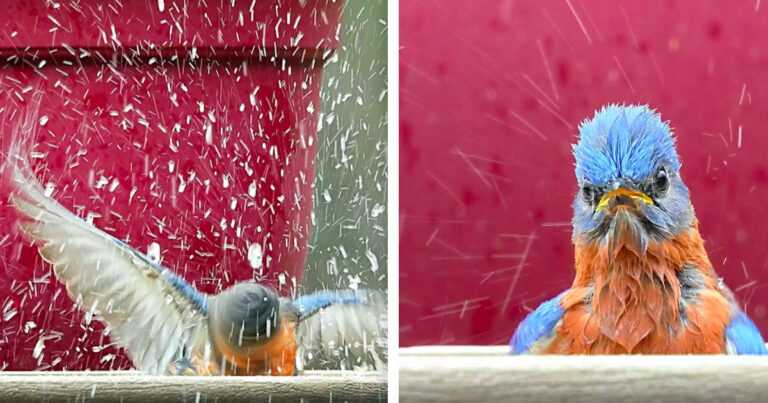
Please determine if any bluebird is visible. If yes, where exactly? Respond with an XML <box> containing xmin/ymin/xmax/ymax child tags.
<box><xmin>5</xmin><ymin>118</ymin><xmax>386</xmax><ymax>375</ymax></box>
<box><xmin>510</xmin><ymin>104</ymin><xmax>767</xmax><ymax>355</ymax></box>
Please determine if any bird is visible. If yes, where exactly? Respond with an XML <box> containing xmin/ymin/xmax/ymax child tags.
<box><xmin>510</xmin><ymin>104</ymin><xmax>767</xmax><ymax>355</ymax></box>
<box><xmin>3</xmin><ymin>103</ymin><xmax>387</xmax><ymax>376</ymax></box>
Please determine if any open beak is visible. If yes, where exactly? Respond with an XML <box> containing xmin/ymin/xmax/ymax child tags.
<box><xmin>595</xmin><ymin>188</ymin><xmax>653</xmax><ymax>212</ymax></box>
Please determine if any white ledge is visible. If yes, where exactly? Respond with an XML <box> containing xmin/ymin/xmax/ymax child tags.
<box><xmin>0</xmin><ymin>370</ymin><xmax>386</xmax><ymax>402</ymax></box>
<box><xmin>400</xmin><ymin>346</ymin><xmax>768</xmax><ymax>403</ymax></box>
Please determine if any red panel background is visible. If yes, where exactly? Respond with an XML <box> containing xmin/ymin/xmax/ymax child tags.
<box><xmin>0</xmin><ymin>0</ymin><xmax>340</xmax><ymax>370</ymax></box>
<box><xmin>400</xmin><ymin>0</ymin><xmax>768</xmax><ymax>346</ymax></box>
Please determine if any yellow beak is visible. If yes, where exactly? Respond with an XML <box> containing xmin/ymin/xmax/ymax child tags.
<box><xmin>595</xmin><ymin>188</ymin><xmax>653</xmax><ymax>212</ymax></box>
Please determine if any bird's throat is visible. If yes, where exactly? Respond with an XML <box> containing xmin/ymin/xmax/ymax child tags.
<box><xmin>605</xmin><ymin>209</ymin><xmax>648</xmax><ymax>258</ymax></box>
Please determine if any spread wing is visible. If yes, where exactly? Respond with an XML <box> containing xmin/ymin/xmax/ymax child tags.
<box><xmin>509</xmin><ymin>292</ymin><xmax>565</xmax><ymax>354</ymax></box>
<box><xmin>9</xmin><ymin>155</ymin><xmax>210</xmax><ymax>374</ymax></box>
<box><xmin>292</xmin><ymin>290</ymin><xmax>387</xmax><ymax>371</ymax></box>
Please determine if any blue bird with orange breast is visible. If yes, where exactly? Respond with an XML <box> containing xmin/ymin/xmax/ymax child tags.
<box><xmin>3</xmin><ymin>103</ymin><xmax>387</xmax><ymax>375</ymax></box>
<box><xmin>510</xmin><ymin>104</ymin><xmax>767</xmax><ymax>355</ymax></box>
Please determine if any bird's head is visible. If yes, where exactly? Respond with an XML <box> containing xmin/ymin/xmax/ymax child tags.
<box><xmin>571</xmin><ymin>104</ymin><xmax>694</xmax><ymax>255</ymax></box>
<box><xmin>209</xmin><ymin>282</ymin><xmax>281</xmax><ymax>353</ymax></box>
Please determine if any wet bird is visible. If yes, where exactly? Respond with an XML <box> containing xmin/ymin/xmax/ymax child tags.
<box><xmin>4</xmin><ymin>116</ymin><xmax>386</xmax><ymax>375</ymax></box>
<box><xmin>510</xmin><ymin>105</ymin><xmax>767</xmax><ymax>355</ymax></box>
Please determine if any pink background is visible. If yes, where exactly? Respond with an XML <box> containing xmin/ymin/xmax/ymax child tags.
<box><xmin>400</xmin><ymin>0</ymin><xmax>768</xmax><ymax>346</ymax></box>
<box><xmin>0</xmin><ymin>0</ymin><xmax>340</xmax><ymax>370</ymax></box>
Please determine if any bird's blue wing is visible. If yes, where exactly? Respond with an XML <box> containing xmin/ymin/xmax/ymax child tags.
<box><xmin>9</xmin><ymin>143</ymin><xmax>209</xmax><ymax>374</ymax></box>
<box><xmin>510</xmin><ymin>292</ymin><xmax>565</xmax><ymax>354</ymax></box>
<box><xmin>292</xmin><ymin>290</ymin><xmax>368</xmax><ymax>320</ymax></box>
<box><xmin>726</xmin><ymin>310</ymin><xmax>768</xmax><ymax>355</ymax></box>
<box><xmin>292</xmin><ymin>290</ymin><xmax>387</xmax><ymax>370</ymax></box>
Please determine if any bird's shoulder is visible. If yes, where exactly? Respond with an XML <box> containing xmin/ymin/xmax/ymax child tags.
<box><xmin>725</xmin><ymin>309</ymin><xmax>767</xmax><ymax>355</ymax></box>
<box><xmin>679</xmin><ymin>265</ymin><xmax>767</xmax><ymax>354</ymax></box>
<box><xmin>509</xmin><ymin>291</ymin><xmax>568</xmax><ymax>354</ymax></box>
<box><xmin>717</xmin><ymin>281</ymin><xmax>767</xmax><ymax>355</ymax></box>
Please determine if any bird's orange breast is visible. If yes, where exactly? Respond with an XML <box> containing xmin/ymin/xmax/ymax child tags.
<box><xmin>546</xmin><ymin>226</ymin><xmax>731</xmax><ymax>354</ymax></box>
<box><xmin>201</xmin><ymin>321</ymin><xmax>298</xmax><ymax>376</ymax></box>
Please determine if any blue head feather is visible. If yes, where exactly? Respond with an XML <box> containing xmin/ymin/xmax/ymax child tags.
<box><xmin>572</xmin><ymin>104</ymin><xmax>693</xmax><ymax>244</ymax></box>
<box><xmin>574</xmin><ymin>104</ymin><xmax>680</xmax><ymax>186</ymax></box>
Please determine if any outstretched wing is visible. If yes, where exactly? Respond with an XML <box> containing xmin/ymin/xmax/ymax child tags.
<box><xmin>509</xmin><ymin>292</ymin><xmax>565</xmax><ymax>354</ymax></box>
<box><xmin>9</xmin><ymin>155</ymin><xmax>210</xmax><ymax>374</ymax></box>
<box><xmin>291</xmin><ymin>290</ymin><xmax>387</xmax><ymax>371</ymax></box>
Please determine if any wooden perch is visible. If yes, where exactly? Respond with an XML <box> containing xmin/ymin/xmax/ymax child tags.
<box><xmin>0</xmin><ymin>370</ymin><xmax>386</xmax><ymax>403</ymax></box>
<box><xmin>400</xmin><ymin>346</ymin><xmax>768</xmax><ymax>403</ymax></box>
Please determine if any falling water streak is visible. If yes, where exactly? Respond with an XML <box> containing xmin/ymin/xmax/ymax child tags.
<box><xmin>734</xmin><ymin>280</ymin><xmax>758</xmax><ymax>293</ymax></box>
<box><xmin>490</xmin><ymin>253</ymin><xmax>526</xmax><ymax>260</ymax></box>
<box><xmin>419</xmin><ymin>304</ymin><xmax>484</xmax><ymax>320</ymax></box>
<box><xmin>508</xmin><ymin>110</ymin><xmax>549</xmax><ymax>141</ymax></box>
<box><xmin>431</xmin><ymin>237</ymin><xmax>468</xmax><ymax>259</ymax></box>
<box><xmin>501</xmin><ymin>232</ymin><xmax>536</xmax><ymax>313</ymax></box>
<box><xmin>399</xmin><ymin>61</ymin><xmax>440</xmax><ymax>86</ymax></box>
<box><xmin>536</xmin><ymin>39</ymin><xmax>560</xmax><ymax>102</ymax></box>
<box><xmin>541</xmin><ymin>7</ymin><xmax>574</xmax><ymax>51</ymax></box>
<box><xmin>738</xmin><ymin>83</ymin><xmax>747</xmax><ymax>106</ymax></box>
<box><xmin>400</xmin><ymin>87</ymin><xmax>430</xmax><ymax>112</ymax></box>
<box><xmin>430</xmin><ymin>255</ymin><xmax>490</xmax><ymax>262</ymax></box>
<box><xmin>541</xmin><ymin>221</ymin><xmax>571</xmax><ymax>227</ymax></box>
<box><xmin>425</xmin><ymin>228</ymin><xmax>439</xmax><ymax>246</ymax></box>
<box><xmin>521</xmin><ymin>73</ymin><xmax>559</xmax><ymax>111</ymax></box>
<box><xmin>453</xmin><ymin>147</ymin><xmax>492</xmax><ymax>188</ymax></box>
<box><xmin>452</xmin><ymin>151</ymin><xmax>519</xmax><ymax>166</ymax></box>
<box><xmin>532</xmin><ymin>96</ymin><xmax>575</xmax><ymax>130</ymax></box>
<box><xmin>484</xmin><ymin>114</ymin><xmax>528</xmax><ymax>135</ymax></box>
<box><xmin>728</xmin><ymin>118</ymin><xmax>734</xmax><ymax>145</ymax></box>
<box><xmin>619</xmin><ymin>5</ymin><xmax>639</xmax><ymax>49</ymax></box>
<box><xmin>579</xmin><ymin>1</ymin><xmax>605</xmax><ymax>43</ymax></box>
<box><xmin>491</xmin><ymin>179</ymin><xmax>509</xmax><ymax>211</ymax></box>
<box><xmin>500</xmin><ymin>233</ymin><xmax>540</xmax><ymax>239</ymax></box>
<box><xmin>426</xmin><ymin>170</ymin><xmax>464</xmax><ymax>207</ymax></box>
<box><xmin>564</xmin><ymin>0</ymin><xmax>593</xmax><ymax>45</ymax></box>
<box><xmin>613</xmin><ymin>55</ymin><xmax>636</xmax><ymax>93</ymax></box>
<box><xmin>646</xmin><ymin>52</ymin><xmax>666</xmax><ymax>85</ymax></box>
<box><xmin>741</xmin><ymin>261</ymin><xmax>750</xmax><ymax>279</ymax></box>
<box><xmin>433</xmin><ymin>296</ymin><xmax>489</xmax><ymax>311</ymax></box>
<box><xmin>446</xmin><ymin>29</ymin><xmax>535</xmax><ymax>96</ymax></box>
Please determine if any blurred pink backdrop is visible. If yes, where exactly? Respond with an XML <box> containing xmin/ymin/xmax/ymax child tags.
<box><xmin>400</xmin><ymin>0</ymin><xmax>768</xmax><ymax>346</ymax></box>
<box><xmin>0</xmin><ymin>0</ymin><xmax>339</xmax><ymax>370</ymax></box>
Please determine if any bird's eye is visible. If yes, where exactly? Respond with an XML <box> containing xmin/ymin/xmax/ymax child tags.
<box><xmin>581</xmin><ymin>184</ymin><xmax>600</xmax><ymax>206</ymax></box>
<box><xmin>653</xmin><ymin>167</ymin><xmax>669</xmax><ymax>195</ymax></box>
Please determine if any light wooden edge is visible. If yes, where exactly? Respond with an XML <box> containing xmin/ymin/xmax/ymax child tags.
<box><xmin>0</xmin><ymin>370</ymin><xmax>387</xmax><ymax>403</ymax></box>
<box><xmin>400</xmin><ymin>346</ymin><xmax>768</xmax><ymax>403</ymax></box>
<box><xmin>400</xmin><ymin>345</ymin><xmax>510</xmax><ymax>356</ymax></box>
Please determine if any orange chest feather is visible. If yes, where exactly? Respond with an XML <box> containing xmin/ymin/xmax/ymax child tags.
<box><xmin>547</xmin><ymin>229</ymin><xmax>732</xmax><ymax>354</ymax></box>
<box><xmin>200</xmin><ymin>322</ymin><xmax>298</xmax><ymax>376</ymax></box>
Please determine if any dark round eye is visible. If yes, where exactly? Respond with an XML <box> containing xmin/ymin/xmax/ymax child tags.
<box><xmin>581</xmin><ymin>184</ymin><xmax>599</xmax><ymax>206</ymax></box>
<box><xmin>653</xmin><ymin>167</ymin><xmax>669</xmax><ymax>195</ymax></box>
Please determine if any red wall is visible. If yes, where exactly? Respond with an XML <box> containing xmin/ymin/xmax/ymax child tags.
<box><xmin>0</xmin><ymin>1</ymin><xmax>340</xmax><ymax>370</ymax></box>
<box><xmin>400</xmin><ymin>0</ymin><xmax>768</xmax><ymax>346</ymax></box>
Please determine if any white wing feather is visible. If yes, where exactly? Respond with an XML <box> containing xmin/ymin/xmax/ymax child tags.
<box><xmin>9</xmin><ymin>159</ymin><xmax>209</xmax><ymax>375</ymax></box>
<box><xmin>296</xmin><ymin>290</ymin><xmax>387</xmax><ymax>371</ymax></box>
